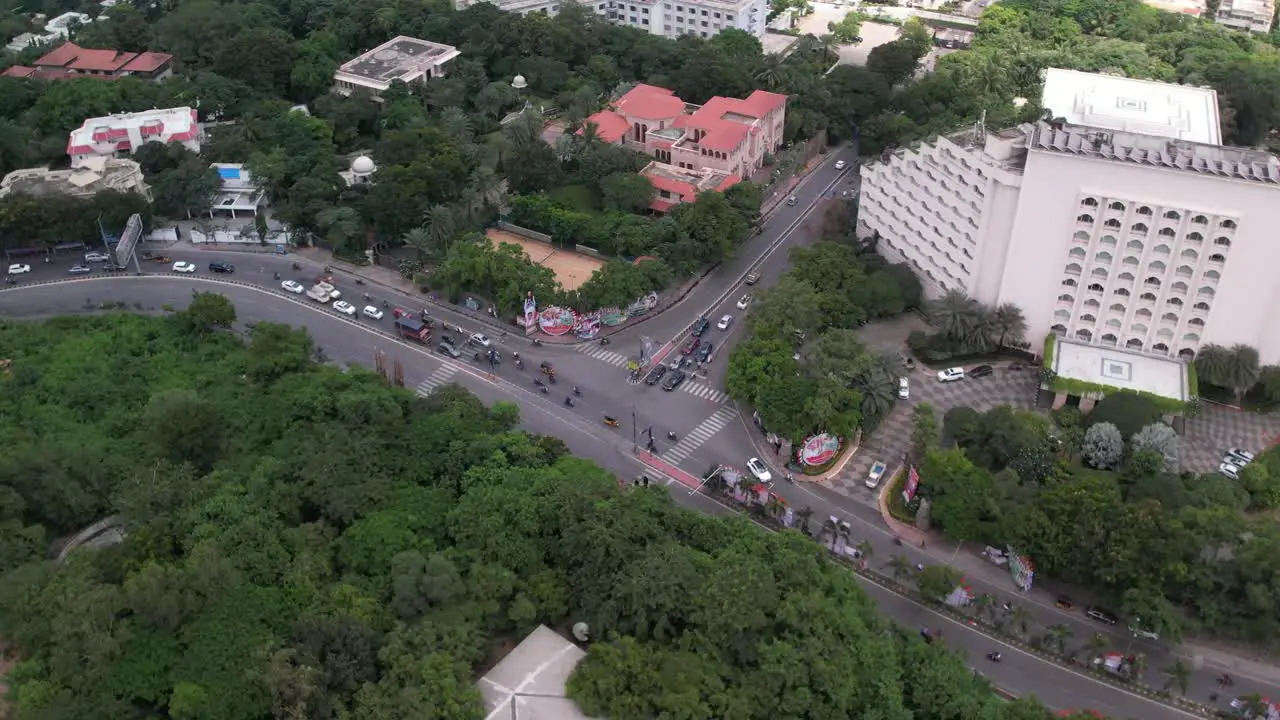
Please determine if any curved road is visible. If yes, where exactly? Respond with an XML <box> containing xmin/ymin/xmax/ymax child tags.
<box><xmin>0</xmin><ymin>277</ymin><xmax>1206</xmax><ymax>718</ymax></box>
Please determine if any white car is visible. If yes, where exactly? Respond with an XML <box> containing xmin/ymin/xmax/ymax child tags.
<box><xmin>835</xmin><ymin>160</ymin><xmax>847</xmax><ymax>170</ymax></box>
<box><xmin>736</xmin><ymin>294</ymin><xmax>752</xmax><ymax>310</ymax></box>
<box><xmin>717</xmin><ymin>314</ymin><xmax>733</xmax><ymax>330</ymax></box>
<box><xmin>362</xmin><ymin>305</ymin><xmax>384</xmax><ymax>320</ymax></box>
<box><xmin>898</xmin><ymin>377</ymin><xmax>910</xmax><ymax>399</ymax></box>
<box><xmin>746</xmin><ymin>457</ymin><xmax>772</xmax><ymax>483</ymax></box>
<box><xmin>84</xmin><ymin>252</ymin><xmax>111</xmax><ymax>263</ymax></box>
<box><xmin>332</xmin><ymin>301</ymin><xmax>356</xmax><ymax>316</ymax></box>
<box><xmin>937</xmin><ymin>367</ymin><xmax>965</xmax><ymax>383</ymax></box>
<box><xmin>1129</xmin><ymin>623</ymin><xmax>1159</xmax><ymax>641</ymax></box>
<box><xmin>7</xmin><ymin>263</ymin><xmax>31</xmax><ymax>275</ymax></box>
<box><xmin>469</xmin><ymin>332</ymin><xmax>491</xmax><ymax>348</ymax></box>
<box><xmin>1219</xmin><ymin>461</ymin><xmax>1242</xmax><ymax>480</ymax></box>
<box><xmin>281</xmin><ymin>280</ymin><xmax>304</xmax><ymax>294</ymax></box>
<box><xmin>867</xmin><ymin>461</ymin><xmax>887</xmax><ymax>489</ymax></box>
<box><xmin>1225</xmin><ymin>448</ymin><xmax>1255</xmax><ymax>465</ymax></box>
<box><xmin>172</xmin><ymin>261</ymin><xmax>196</xmax><ymax>274</ymax></box>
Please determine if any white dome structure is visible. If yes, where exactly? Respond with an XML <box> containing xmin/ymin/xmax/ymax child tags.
<box><xmin>351</xmin><ymin>155</ymin><xmax>376</xmax><ymax>176</ymax></box>
<box><xmin>511</xmin><ymin>74</ymin><xmax>528</xmax><ymax>90</ymax></box>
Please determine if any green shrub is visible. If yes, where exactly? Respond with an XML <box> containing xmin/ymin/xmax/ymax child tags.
<box><xmin>1051</xmin><ymin>406</ymin><xmax>1081</xmax><ymax>430</ymax></box>
<box><xmin>1085</xmin><ymin>393</ymin><xmax>1164</xmax><ymax>439</ymax></box>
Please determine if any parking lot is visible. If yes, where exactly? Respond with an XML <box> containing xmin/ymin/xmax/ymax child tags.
<box><xmin>820</xmin><ymin>318</ymin><xmax>1280</xmax><ymax>500</ymax></box>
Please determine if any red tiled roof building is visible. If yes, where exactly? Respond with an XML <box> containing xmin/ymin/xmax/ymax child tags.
<box><xmin>583</xmin><ymin>84</ymin><xmax>786</xmax><ymax>213</ymax></box>
<box><xmin>2</xmin><ymin>42</ymin><xmax>173</xmax><ymax>82</ymax></box>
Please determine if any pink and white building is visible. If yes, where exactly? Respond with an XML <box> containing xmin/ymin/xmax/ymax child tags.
<box><xmin>583</xmin><ymin>83</ymin><xmax>787</xmax><ymax>212</ymax></box>
<box><xmin>67</xmin><ymin>107</ymin><xmax>202</xmax><ymax>168</ymax></box>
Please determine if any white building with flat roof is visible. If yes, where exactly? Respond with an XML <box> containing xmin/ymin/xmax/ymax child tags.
<box><xmin>860</xmin><ymin>68</ymin><xmax>1280</xmax><ymax>364</ymax></box>
<box><xmin>4</xmin><ymin>12</ymin><xmax>90</xmax><ymax>52</ymax></box>
<box><xmin>1049</xmin><ymin>336</ymin><xmax>1191</xmax><ymax>405</ymax></box>
<box><xmin>333</xmin><ymin>36</ymin><xmax>460</xmax><ymax>101</ymax></box>
<box><xmin>67</xmin><ymin>107</ymin><xmax>201</xmax><ymax>167</ymax></box>
<box><xmin>208</xmin><ymin>164</ymin><xmax>265</xmax><ymax>219</ymax></box>
<box><xmin>458</xmin><ymin>0</ymin><xmax>767</xmax><ymax>38</ymax></box>
<box><xmin>1216</xmin><ymin>0</ymin><xmax>1274</xmax><ymax>32</ymax></box>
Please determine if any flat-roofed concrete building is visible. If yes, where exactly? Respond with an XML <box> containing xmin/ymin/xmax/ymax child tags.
<box><xmin>333</xmin><ymin>36</ymin><xmax>460</xmax><ymax>102</ymax></box>
<box><xmin>208</xmin><ymin>164</ymin><xmax>265</xmax><ymax>219</ymax></box>
<box><xmin>1046</xmin><ymin>336</ymin><xmax>1192</xmax><ymax>411</ymax></box>
<box><xmin>0</xmin><ymin>157</ymin><xmax>150</xmax><ymax>201</ymax></box>
<box><xmin>860</xmin><ymin>68</ymin><xmax>1280</xmax><ymax>364</ymax></box>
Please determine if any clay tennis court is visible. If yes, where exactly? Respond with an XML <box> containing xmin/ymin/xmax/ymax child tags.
<box><xmin>486</xmin><ymin>228</ymin><xmax>604</xmax><ymax>291</ymax></box>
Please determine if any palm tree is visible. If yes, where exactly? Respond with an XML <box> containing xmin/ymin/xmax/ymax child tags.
<box><xmin>401</xmin><ymin>227</ymin><xmax>433</xmax><ymax>261</ymax></box>
<box><xmin>796</xmin><ymin>505</ymin><xmax>814</xmax><ymax>534</ymax></box>
<box><xmin>438</xmin><ymin>107</ymin><xmax>473</xmax><ymax>145</ymax></box>
<box><xmin>753</xmin><ymin>55</ymin><xmax>787</xmax><ymax>91</ymax></box>
<box><xmin>1161</xmin><ymin>659</ymin><xmax>1190</xmax><ymax>696</ymax></box>
<box><xmin>1128</xmin><ymin>652</ymin><xmax>1147</xmax><ymax>679</ymax></box>
<box><xmin>1224</xmin><ymin>343</ymin><xmax>1261</xmax><ymax>402</ymax></box>
<box><xmin>1083</xmin><ymin>632</ymin><xmax>1108</xmax><ymax>660</ymax></box>
<box><xmin>882</xmin><ymin>554</ymin><xmax>914</xmax><ymax>582</ymax></box>
<box><xmin>991</xmin><ymin>303</ymin><xmax>1028</xmax><ymax>349</ymax></box>
<box><xmin>1008</xmin><ymin>604</ymin><xmax>1034</xmax><ymax>636</ymax></box>
<box><xmin>854</xmin><ymin>366</ymin><xmax>897</xmax><ymax>426</ymax></box>
<box><xmin>421</xmin><ymin>205</ymin><xmax>456</xmax><ymax>255</ymax></box>
<box><xmin>815</xmin><ymin>34</ymin><xmax>840</xmax><ymax>65</ymax></box>
<box><xmin>970</xmin><ymin>593</ymin><xmax>996</xmax><ymax>621</ymax></box>
<box><xmin>1044</xmin><ymin>623</ymin><xmax>1072</xmax><ymax>655</ymax></box>
<box><xmin>926</xmin><ymin>289</ymin><xmax>982</xmax><ymax>346</ymax></box>
<box><xmin>1194</xmin><ymin>343</ymin><xmax>1232</xmax><ymax>389</ymax></box>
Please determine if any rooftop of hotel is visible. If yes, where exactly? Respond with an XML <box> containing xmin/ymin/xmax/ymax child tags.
<box><xmin>67</xmin><ymin>106</ymin><xmax>200</xmax><ymax>155</ymax></box>
<box><xmin>335</xmin><ymin>36</ymin><xmax>460</xmax><ymax>85</ymax></box>
<box><xmin>1040</xmin><ymin>68</ymin><xmax>1222</xmax><ymax>146</ymax></box>
<box><xmin>1049</xmin><ymin>337</ymin><xmax>1190</xmax><ymax>403</ymax></box>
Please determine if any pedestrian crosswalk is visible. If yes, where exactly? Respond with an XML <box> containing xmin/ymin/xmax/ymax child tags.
<box><xmin>574</xmin><ymin>343</ymin><xmax>630</xmax><ymax>367</ymax></box>
<box><xmin>661</xmin><ymin>407</ymin><xmax>738</xmax><ymax>464</ymax></box>
<box><xmin>416</xmin><ymin>365</ymin><xmax>459</xmax><ymax>396</ymax></box>
<box><xmin>680</xmin><ymin>380</ymin><xmax>728</xmax><ymax>404</ymax></box>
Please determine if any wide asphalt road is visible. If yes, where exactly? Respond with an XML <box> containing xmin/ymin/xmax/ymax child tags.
<box><xmin>0</xmin><ymin>277</ymin><xmax>1208</xmax><ymax>719</ymax></box>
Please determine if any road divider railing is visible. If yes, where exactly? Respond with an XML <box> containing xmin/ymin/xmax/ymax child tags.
<box><xmin>640</xmin><ymin>476</ymin><xmax>1218</xmax><ymax>719</ymax></box>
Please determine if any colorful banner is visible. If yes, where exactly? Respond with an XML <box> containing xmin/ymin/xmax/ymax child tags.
<box><xmin>902</xmin><ymin>466</ymin><xmax>920</xmax><ymax>504</ymax></box>
<box><xmin>522</xmin><ymin>292</ymin><xmax>537</xmax><ymax>330</ymax></box>
<box><xmin>798</xmin><ymin>433</ymin><xmax>841</xmax><ymax>466</ymax></box>
<box><xmin>537</xmin><ymin>306</ymin><xmax>577</xmax><ymax>336</ymax></box>
<box><xmin>1007</xmin><ymin>545</ymin><xmax>1035</xmax><ymax>592</ymax></box>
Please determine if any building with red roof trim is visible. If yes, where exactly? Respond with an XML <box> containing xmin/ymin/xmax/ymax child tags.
<box><xmin>3</xmin><ymin>42</ymin><xmax>173</xmax><ymax>82</ymax></box>
<box><xmin>66</xmin><ymin>107</ymin><xmax>202</xmax><ymax>168</ymax></box>
<box><xmin>582</xmin><ymin>83</ymin><xmax>785</xmax><ymax>213</ymax></box>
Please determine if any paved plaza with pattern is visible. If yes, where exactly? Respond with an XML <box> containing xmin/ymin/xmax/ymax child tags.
<box><xmin>820</xmin><ymin>323</ymin><xmax>1280</xmax><ymax>500</ymax></box>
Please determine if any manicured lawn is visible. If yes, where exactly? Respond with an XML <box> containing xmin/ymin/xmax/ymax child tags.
<box><xmin>548</xmin><ymin>184</ymin><xmax>600</xmax><ymax>213</ymax></box>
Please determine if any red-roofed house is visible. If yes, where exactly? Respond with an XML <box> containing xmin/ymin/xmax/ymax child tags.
<box><xmin>583</xmin><ymin>83</ymin><xmax>786</xmax><ymax>179</ymax></box>
<box><xmin>4</xmin><ymin>42</ymin><xmax>174</xmax><ymax>82</ymax></box>
<box><xmin>582</xmin><ymin>83</ymin><xmax>785</xmax><ymax>213</ymax></box>
<box><xmin>640</xmin><ymin>161</ymin><xmax>741</xmax><ymax>213</ymax></box>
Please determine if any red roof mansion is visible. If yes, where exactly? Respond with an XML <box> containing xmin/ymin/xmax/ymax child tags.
<box><xmin>583</xmin><ymin>83</ymin><xmax>786</xmax><ymax>212</ymax></box>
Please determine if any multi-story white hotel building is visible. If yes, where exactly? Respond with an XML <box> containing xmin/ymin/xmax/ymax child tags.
<box><xmin>860</xmin><ymin>69</ymin><xmax>1280</xmax><ymax>364</ymax></box>
<box><xmin>456</xmin><ymin>0</ymin><xmax>767</xmax><ymax>38</ymax></box>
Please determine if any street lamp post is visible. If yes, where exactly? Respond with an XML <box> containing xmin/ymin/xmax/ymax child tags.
<box><xmin>631</xmin><ymin>404</ymin><xmax>638</xmax><ymax>454</ymax></box>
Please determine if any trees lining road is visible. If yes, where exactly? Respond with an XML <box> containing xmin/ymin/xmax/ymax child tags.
<box><xmin>0</xmin><ymin>277</ymin><xmax>1221</xmax><ymax>718</ymax></box>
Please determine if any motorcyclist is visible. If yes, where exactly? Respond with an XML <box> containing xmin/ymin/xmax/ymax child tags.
<box><xmin>572</xmin><ymin>386</ymin><xmax>581</xmax><ymax>396</ymax></box>
<box><xmin>987</xmin><ymin>652</ymin><xmax>1002</xmax><ymax>662</ymax></box>
<box><xmin>667</xmin><ymin>431</ymin><xmax>677</xmax><ymax>441</ymax></box>
<box><xmin>564</xmin><ymin>396</ymin><xmax>574</xmax><ymax>407</ymax></box>
<box><xmin>533</xmin><ymin>378</ymin><xmax>544</xmax><ymax>386</ymax></box>
<box><xmin>512</xmin><ymin>351</ymin><xmax>520</xmax><ymax>360</ymax></box>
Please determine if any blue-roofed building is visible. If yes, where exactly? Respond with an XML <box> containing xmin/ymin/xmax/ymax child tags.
<box><xmin>208</xmin><ymin>163</ymin><xmax>266</xmax><ymax>219</ymax></box>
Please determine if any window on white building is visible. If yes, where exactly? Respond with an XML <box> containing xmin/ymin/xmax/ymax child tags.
<box><xmin>1095</xmin><ymin>251</ymin><xmax>1113</xmax><ymax>263</ymax></box>
<box><xmin>1104</xmin><ymin>219</ymin><xmax>1122</xmax><ymax>229</ymax></box>
<box><xmin>1077</xmin><ymin>214</ymin><xmax>1094</xmax><ymax>224</ymax></box>
<box><xmin>1065</xmin><ymin>263</ymin><xmax>1082</xmax><ymax>274</ymax></box>
<box><xmin>1088</xmin><ymin>283</ymin><xmax>1105</xmax><ymax>292</ymax></box>
<box><xmin>1168</xmin><ymin>297</ymin><xmax>1184</xmax><ymax>307</ymax></box>
<box><xmin>1137</xmin><ymin>206</ymin><xmax>1153</xmax><ymax>216</ymax></box>
<box><xmin>1153</xmin><ymin>342</ymin><xmax>1169</xmax><ymax>352</ymax></box>
<box><xmin>1126</xmin><ymin>338</ymin><xmax>1143</xmax><ymax>349</ymax></box>
<box><xmin>1126</xmin><ymin>240</ymin><xmax>1143</xmax><ymax>251</ymax></box>
<box><xmin>1100</xmin><ymin>235</ymin><xmax>1118</xmax><ymax>246</ymax></box>
<box><xmin>1172</xmin><ymin>281</ymin><xmax>1189</xmax><ymax>293</ymax></box>
<box><xmin>1136</xmin><ymin>308</ymin><xmax>1153</xmax><ymax>320</ymax></box>
<box><xmin>1058</xmin><ymin>293</ymin><xmax>1075</xmax><ymax>303</ymax></box>
<box><xmin>1134</xmin><ymin>323</ymin><xmax>1150</xmax><ymax>334</ymax></box>
<box><xmin>1102</xmin><ymin>333</ymin><xmax>1119</xmax><ymax>345</ymax></box>
<box><xmin>1213</xmin><ymin>237</ymin><xmax>1231</xmax><ymax>248</ymax></box>
<box><xmin>1191</xmin><ymin>215</ymin><xmax>1208</xmax><ymax>225</ymax></box>
<box><xmin>1081</xmin><ymin>197</ymin><xmax>1099</xmax><ymax>207</ymax></box>
<box><xmin>1204</xmin><ymin>269</ymin><xmax>1221</xmax><ymax>281</ymax></box>
<box><xmin>1077</xmin><ymin>329</ymin><xmax>1094</xmax><ymax>341</ymax></box>
<box><xmin>1084</xmin><ymin>298</ymin><xmax>1101</xmax><ymax>309</ymax></box>
<box><xmin>1109</xmin><ymin>303</ymin><xmax>1126</xmax><ymax>313</ymax></box>
<box><xmin>1081</xmin><ymin>314</ymin><xmax>1097</xmax><ymax>323</ymax></box>
<box><xmin>1144</xmin><ymin>276</ymin><xmax>1162</xmax><ymax>287</ymax></box>
<box><xmin>1209</xmin><ymin>253</ymin><xmax>1225</xmax><ymax>263</ymax></box>
<box><xmin>1131</xmin><ymin>223</ymin><xmax>1149</xmax><ymax>234</ymax></box>
<box><xmin>1220</xmin><ymin>219</ymin><xmax>1237</xmax><ymax>229</ymax></box>
<box><xmin>1141</xmin><ymin>292</ymin><xmax>1157</xmax><ymax>301</ymax></box>
<box><xmin>1163</xmin><ymin>210</ymin><xmax>1181</xmax><ymax>220</ymax></box>
<box><xmin>1194</xmin><ymin>301</ymin><xmax>1210</xmax><ymax>311</ymax></box>
<box><xmin>1107</xmin><ymin>201</ymin><xmax>1125</xmax><ymax>211</ymax></box>
<box><xmin>1069</xmin><ymin>247</ymin><xmax>1086</xmax><ymax>259</ymax></box>
<box><xmin>1162</xmin><ymin>312</ymin><xmax>1180</xmax><ymax>323</ymax></box>
<box><xmin>1091</xmin><ymin>268</ymin><xmax>1108</xmax><ymax>279</ymax></box>
<box><xmin>1114</xmin><ymin>288</ymin><xmax>1131</xmax><ymax>297</ymax></box>
<box><xmin>1184</xmin><ymin>332</ymin><xmax>1201</xmax><ymax>342</ymax></box>
<box><xmin>1158</xmin><ymin>227</ymin><xmax>1175</xmax><ymax>237</ymax></box>
<box><xmin>1149</xmin><ymin>261</ymin><xmax>1167</xmax><ymax>273</ymax></box>
<box><xmin>1189</xmin><ymin>318</ymin><xmax>1205</xmax><ymax>327</ymax></box>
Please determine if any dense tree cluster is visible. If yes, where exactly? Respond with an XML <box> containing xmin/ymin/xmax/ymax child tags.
<box><xmin>726</xmin><ymin>230</ymin><xmax>919</xmax><ymax>442</ymax></box>
<box><xmin>923</xmin><ymin>398</ymin><xmax>1280</xmax><ymax>644</ymax></box>
<box><xmin>909</xmin><ymin>289</ymin><xmax>1030</xmax><ymax>363</ymax></box>
<box><xmin>0</xmin><ymin>308</ymin><xmax>1095</xmax><ymax>719</ymax></box>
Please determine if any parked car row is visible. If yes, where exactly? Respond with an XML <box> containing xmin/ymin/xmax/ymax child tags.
<box><xmin>1219</xmin><ymin>448</ymin><xmax>1256</xmax><ymax>480</ymax></box>
<box><xmin>936</xmin><ymin>364</ymin><xmax>995</xmax><ymax>383</ymax></box>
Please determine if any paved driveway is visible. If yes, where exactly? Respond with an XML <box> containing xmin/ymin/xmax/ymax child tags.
<box><xmin>823</xmin><ymin>361</ymin><xmax>1040</xmax><ymax>498</ymax></box>
<box><xmin>1181</xmin><ymin>404</ymin><xmax>1280</xmax><ymax>473</ymax></box>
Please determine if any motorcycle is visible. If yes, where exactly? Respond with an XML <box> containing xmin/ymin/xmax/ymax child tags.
<box><xmin>603</xmin><ymin>416</ymin><xmax>620</xmax><ymax>428</ymax></box>
<box><xmin>273</xmin><ymin>271</ymin><xmax>280</xmax><ymax>280</ymax></box>
<box><xmin>363</xmin><ymin>293</ymin><xmax>373</xmax><ymax>301</ymax></box>
<box><xmin>667</xmin><ymin>431</ymin><xmax>677</xmax><ymax>441</ymax></box>
<box><xmin>986</xmin><ymin>652</ymin><xmax>1002</xmax><ymax>663</ymax></box>
<box><xmin>382</xmin><ymin>300</ymin><xmax>389</xmax><ymax>308</ymax></box>
<box><xmin>291</xmin><ymin>262</ymin><xmax>301</xmax><ymax>271</ymax></box>
<box><xmin>533</xmin><ymin>378</ymin><xmax>544</xmax><ymax>387</ymax></box>
<box><xmin>514</xmin><ymin>359</ymin><xmax>523</xmax><ymax>369</ymax></box>
<box><xmin>532</xmin><ymin>338</ymin><xmax>543</xmax><ymax>347</ymax></box>
<box><xmin>599</xmin><ymin>337</ymin><xmax>611</xmax><ymax>346</ymax></box>
<box><xmin>355</xmin><ymin>279</ymin><xmax>365</xmax><ymax>285</ymax></box>
<box><xmin>540</xmin><ymin>386</ymin><xmax>549</xmax><ymax>394</ymax></box>
<box><xmin>572</xmin><ymin>386</ymin><xmax>581</xmax><ymax>396</ymax></box>
<box><xmin>564</xmin><ymin>397</ymin><xmax>574</xmax><ymax>407</ymax></box>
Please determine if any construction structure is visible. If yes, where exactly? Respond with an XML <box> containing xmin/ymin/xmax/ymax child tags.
<box><xmin>0</xmin><ymin>157</ymin><xmax>150</xmax><ymax>201</ymax></box>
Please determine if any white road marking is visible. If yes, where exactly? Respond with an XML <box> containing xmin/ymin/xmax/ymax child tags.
<box><xmin>680</xmin><ymin>379</ymin><xmax>727</xmax><ymax>403</ymax></box>
<box><xmin>661</xmin><ymin>407</ymin><xmax>738</xmax><ymax>463</ymax></box>
<box><xmin>416</xmin><ymin>365</ymin><xmax>460</xmax><ymax>396</ymax></box>
<box><xmin>574</xmin><ymin>343</ymin><xmax>631</xmax><ymax>367</ymax></box>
